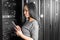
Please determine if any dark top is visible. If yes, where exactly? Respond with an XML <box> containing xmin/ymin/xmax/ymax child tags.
<box><xmin>22</xmin><ymin>20</ymin><xmax>39</xmax><ymax>40</ymax></box>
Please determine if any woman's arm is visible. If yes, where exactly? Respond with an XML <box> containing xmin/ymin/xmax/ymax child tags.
<box><xmin>31</xmin><ymin>21</ymin><xmax>39</xmax><ymax>40</ymax></box>
<box><xmin>15</xmin><ymin>25</ymin><xmax>33</xmax><ymax>40</ymax></box>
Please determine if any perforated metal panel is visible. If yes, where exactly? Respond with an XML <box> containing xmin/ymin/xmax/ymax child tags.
<box><xmin>2</xmin><ymin>0</ymin><xmax>16</xmax><ymax>40</ymax></box>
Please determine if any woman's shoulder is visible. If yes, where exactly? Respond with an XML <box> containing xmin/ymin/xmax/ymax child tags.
<box><xmin>30</xmin><ymin>19</ymin><xmax>39</xmax><ymax>30</ymax></box>
<box><xmin>32</xmin><ymin>19</ymin><xmax>38</xmax><ymax>24</ymax></box>
<box><xmin>31</xmin><ymin>19</ymin><xmax>39</xmax><ymax>26</ymax></box>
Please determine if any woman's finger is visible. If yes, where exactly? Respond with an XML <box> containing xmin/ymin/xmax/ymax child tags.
<box><xmin>16</xmin><ymin>26</ymin><xmax>21</xmax><ymax>31</ymax></box>
<box><xmin>14</xmin><ymin>27</ymin><xmax>18</xmax><ymax>32</ymax></box>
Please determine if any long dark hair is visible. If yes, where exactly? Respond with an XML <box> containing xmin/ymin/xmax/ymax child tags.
<box><xmin>24</xmin><ymin>2</ymin><xmax>36</xmax><ymax>20</ymax></box>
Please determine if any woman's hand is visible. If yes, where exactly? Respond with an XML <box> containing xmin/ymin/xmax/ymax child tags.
<box><xmin>15</xmin><ymin>25</ymin><xmax>23</xmax><ymax>36</ymax></box>
<box><xmin>15</xmin><ymin>25</ymin><xmax>33</xmax><ymax>40</ymax></box>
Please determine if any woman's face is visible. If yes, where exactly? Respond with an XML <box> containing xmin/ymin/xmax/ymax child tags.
<box><xmin>24</xmin><ymin>5</ymin><xmax>30</xmax><ymax>18</ymax></box>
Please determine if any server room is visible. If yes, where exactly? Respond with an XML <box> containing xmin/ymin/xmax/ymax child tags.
<box><xmin>2</xmin><ymin>0</ymin><xmax>60</xmax><ymax>40</ymax></box>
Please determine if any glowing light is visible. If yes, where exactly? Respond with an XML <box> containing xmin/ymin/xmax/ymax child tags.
<box><xmin>40</xmin><ymin>14</ymin><xmax>44</xmax><ymax>18</ymax></box>
<box><xmin>6</xmin><ymin>2</ymin><xmax>9</xmax><ymax>4</ymax></box>
<box><xmin>33</xmin><ymin>1</ymin><xmax>35</xmax><ymax>4</ymax></box>
<box><xmin>26</xmin><ymin>0</ymin><xmax>28</xmax><ymax>3</ymax></box>
<box><xmin>56</xmin><ymin>13</ymin><xmax>58</xmax><ymax>16</ymax></box>
<box><xmin>56</xmin><ymin>0</ymin><xmax>58</xmax><ymax>1</ymax></box>
<box><xmin>7</xmin><ymin>15</ymin><xmax>10</xmax><ymax>18</ymax></box>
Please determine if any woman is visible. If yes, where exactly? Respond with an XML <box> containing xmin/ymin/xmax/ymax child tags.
<box><xmin>15</xmin><ymin>2</ymin><xmax>39</xmax><ymax>40</ymax></box>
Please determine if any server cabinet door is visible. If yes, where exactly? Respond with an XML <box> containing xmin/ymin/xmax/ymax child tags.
<box><xmin>41</xmin><ymin>0</ymin><xmax>51</xmax><ymax>40</ymax></box>
<box><xmin>41</xmin><ymin>0</ymin><xmax>60</xmax><ymax>40</ymax></box>
<box><xmin>2</xmin><ymin>0</ymin><xmax>16</xmax><ymax>40</ymax></box>
<box><xmin>49</xmin><ymin>0</ymin><xmax>59</xmax><ymax>40</ymax></box>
